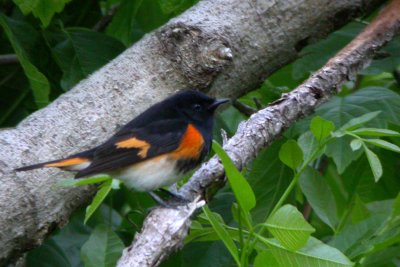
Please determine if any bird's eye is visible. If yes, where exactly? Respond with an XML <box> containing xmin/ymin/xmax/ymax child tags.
<box><xmin>192</xmin><ymin>104</ymin><xmax>202</xmax><ymax>112</ymax></box>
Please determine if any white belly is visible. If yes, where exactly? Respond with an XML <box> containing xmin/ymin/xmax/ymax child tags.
<box><xmin>114</xmin><ymin>155</ymin><xmax>182</xmax><ymax>192</ymax></box>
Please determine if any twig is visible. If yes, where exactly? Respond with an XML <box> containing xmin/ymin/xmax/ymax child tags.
<box><xmin>0</xmin><ymin>54</ymin><xmax>18</xmax><ymax>65</ymax></box>
<box><xmin>117</xmin><ymin>1</ymin><xmax>400</xmax><ymax>266</ymax></box>
<box><xmin>232</xmin><ymin>100</ymin><xmax>257</xmax><ymax>116</ymax></box>
<box><xmin>93</xmin><ymin>5</ymin><xmax>119</xmax><ymax>32</ymax></box>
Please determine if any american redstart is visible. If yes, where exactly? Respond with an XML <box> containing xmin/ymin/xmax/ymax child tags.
<box><xmin>16</xmin><ymin>90</ymin><xmax>229</xmax><ymax>204</ymax></box>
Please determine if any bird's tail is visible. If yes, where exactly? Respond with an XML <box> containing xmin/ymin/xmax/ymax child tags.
<box><xmin>15</xmin><ymin>149</ymin><xmax>95</xmax><ymax>172</ymax></box>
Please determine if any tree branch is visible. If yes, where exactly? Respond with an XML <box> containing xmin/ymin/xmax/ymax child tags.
<box><xmin>117</xmin><ymin>1</ymin><xmax>400</xmax><ymax>266</ymax></box>
<box><xmin>0</xmin><ymin>0</ymin><xmax>384</xmax><ymax>264</ymax></box>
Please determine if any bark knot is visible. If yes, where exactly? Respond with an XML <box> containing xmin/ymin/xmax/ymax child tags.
<box><xmin>157</xmin><ymin>22</ymin><xmax>232</xmax><ymax>89</ymax></box>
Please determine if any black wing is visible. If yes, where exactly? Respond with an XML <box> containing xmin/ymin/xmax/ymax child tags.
<box><xmin>75</xmin><ymin>119</ymin><xmax>188</xmax><ymax>178</ymax></box>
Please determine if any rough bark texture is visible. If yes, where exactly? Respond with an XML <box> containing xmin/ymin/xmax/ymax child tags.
<box><xmin>0</xmin><ymin>0</ymin><xmax>384</xmax><ymax>264</ymax></box>
<box><xmin>117</xmin><ymin>1</ymin><xmax>400</xmax><ymax>266</ymax></box>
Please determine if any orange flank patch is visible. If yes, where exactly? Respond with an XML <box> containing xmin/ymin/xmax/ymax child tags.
<box><xmin>45</xmin><ymin>157</ymin><xmax>89</xmax><ymax>167</ymax></box>
<box><xmin>115</xmin><ymin>137</ymin><xmax>150</xmax><ymax>158</ymax></box>
<box><xmin>171</xmin><ymin>124</ymin><xmax>204</xmax><ymax>159</ymax></box>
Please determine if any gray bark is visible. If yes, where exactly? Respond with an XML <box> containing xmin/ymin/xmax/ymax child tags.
<box><xmin>117</xmin><ymin>1</ymin><xmax>400</xmax><ymax>266</ymax></box>
<box><xmin>0</xmin><ymin>0</ymin><xmax>383</xmax><ymax>264</ymax></box>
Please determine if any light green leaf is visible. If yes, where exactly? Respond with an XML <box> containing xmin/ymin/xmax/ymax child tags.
<box><xmin>299</xmin><ymin>168</ymin><xmax>338</xmax><ymax>230</ymax></box>
<box><xmin>340</xmin><ymin>111</ymin><xmax>381</xmax><ymax>131</ymax></box>
<box><xmin>81</xmin><ymin>225</ymin><xmax>124</xmax><ymax>267</ymax></box>
<box><xmin>278</xmin><ymin>140</ymin><xmax>303</xmax><ymax>170</ymax></box>
<box><xmin>352</xmin><ymin>128</ymin><xmax>400</xmax><ymax>137</ymax></box>
<box><xmin>310</xmin><ymin>116</ymin><xmax>335</xmax><ymax>142</ymax></box>
<box><xmin>84</xmin><ymin>180</ymin><xmax>113</xmax><ymax>224</ymax></box>
<box><xmin>254</xmin><ymin>250</ymin><xmax>279</xmax><ymax>267</ymax></box>
<box><xmin>350</xmin><ymin>139</ymin><xmax>363</xmax><ymax>151</ymax></box>
<box><xmin>298</xmin><ymin>131</ymin><xmax>323</xmax><ymax>163</ymax></box>
<box><xmin>351</xmin><ymin>194</ymin><xmax>370</xmax><ymax>223</ymax></box>
<box><xmin>364</xmin><ymin>146</ymin><xmax>383</xmax><ymax>182</ymax></box>
<box><xmin>212</xmin><ymin>141</ymin><xmax>256</xmax><ymax>212</ymax></box>
<box><xmin>265</xmin><ymin>204</ymin><xmax>315</xmax><ymax>251</ymax></box>
<box><xmin>202</xmin><ymin>205</ymin><xmax>240</xmax><ymax>266</ymax></box>
<box><xmin>258</xmin><ymin>236</ymin><xmax>354</xmax><ymax>267</ymax></box>
<box><xmin>57</xmin><ymin>175</ymin><xmax>111</xmax><ymax>187</ymax></box>
<box><xmin>13</xmin><ymin>0</ymin><xmax>71</xmax><ymax>27</ymax></box>
<box><xmin>0</xmin><ymin>15</ymin><xmax>50</xmax><ymax>107</ymax></box>
<box><xmin>363</xmin><ymin>139</ymin><xmax>400</xmax><ymax>153</ymax></box>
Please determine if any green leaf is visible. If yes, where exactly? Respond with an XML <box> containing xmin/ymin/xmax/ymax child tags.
<box><xmin>212</xmin><ymin>141</ymin><xmax>256</xmax><ymax>212</ymax></box>
<box><xmin>81</xmin><ymin>225</ymin><xmax>124</xmax><ymax>267</ymax></box>
<box><xmin>202</xmin><ymin>205</ymin><xmax>240</xmax><ymax>266</ymax></box>
<box><xmin>310</xmin><ymin>116</ymin><xmax>335</xmax><ymax>141</ymax></box>
<box><xmin>0</xmin><ymin>15</ymin><xmax>50</xmax><ymax>107</ymax></box>
<box><xmin>298</xmin><ymin>131</ymin><xmax>324</xmax><ymax>163</ymax></box>
<box><xmin>84</xmin><ymin>180</ymin><xmax>113</xmax><ymax>224</ymax></box>
<box><xmin>105</xmin><ymin>0</ymin><xmax>143</xmax><ymax>46</ymax></box>
<box><xmin>363</xmin><ymin>139</ymin><xmax>400</xmax><ymax>153</ymax></box>
<box><xmin>340</xmin><ymin>111</ymin><xmax>381</xmax><ymax>131</ymax></box>
<box><xmin>352</xmin><ymin>128</ymin><xmax>400</xmax><ymax>137</ymax></box>
<box><xmin>278</xmin><ymin>139</ymin><xmax>303</xmax><ymax>170</ymax></box>
<box><xmin>247</xmin><ymin>141</ymin><xmax>293</xmax><ymax>223</ymax></box>
<box><xmin>26</xmin><ymin>238</ymin><xmax>71</xmax><ymax>267</ymax></box>
<box><xmin>299</xmin><ymin>168</ymin><xmax>338</xmax><ymax>230</ymax></box>
<box><xmin>57</xmin><ymin>175</ymin><xmax>111</xmax><ymax>187</ymax></box>
<box><xmin>351</xmin><ymin>194</ymin><xmax>370</xmax><ymax>224</ymax></box>
<box><xmin>254</xmin><ymin>250</ymin><xmax>279</xmax><ymax>267</ymax></box>
<box><xmin>45</xmin><ymin>28</ymin><xmax>125</xmax><ymax>90</ymax></box>
<box><xmin>350</xmin><ymin>139</ymin><xmax>363</xmax><ymax>151</ymax></box>
<box><xmin>258</xmin><ymin>236</ymin><xmax>354</xmax><ymax>267</ymax></box>
<box><xmin>14</xmin><ymin>0</ymin><xmax>71</xmax><ymax>27</ymax></box>
<box><xmin>265</xmin><ymin>204</ymin><xmax>315</xmax><ymax>251</ymax></box>
<box><xmin>363</xmin><ymin>146</ymin><xmax>383</xmax><ymax>182</ymax></box>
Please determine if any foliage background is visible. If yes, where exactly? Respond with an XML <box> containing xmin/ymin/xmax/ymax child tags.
<box><xmin>0</xmin><ymin>0</ymin><xmax>399</xmax><ymax>266</ymax></box>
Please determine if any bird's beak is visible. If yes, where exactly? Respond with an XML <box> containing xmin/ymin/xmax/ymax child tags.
<box><xmin>208</xmin><ymin>98</ymin><xmax>230</xmax><ymax>110</ymax></box>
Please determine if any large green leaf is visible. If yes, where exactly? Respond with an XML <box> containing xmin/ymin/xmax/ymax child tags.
<box><xmin>247</xmin><ymin>141</ymin><xmax>293</xmax><ymax>223</ymax></box>
<box><xmin>212</xmin><ymin>141</ymin><xmax>256</xmax><ymax>212</ymax></box>
<box><xmin>0</xmin><ymin>15</ymin><xmax>50</xmax><ymax>108</ymax></box>
<box><xmin>259</xmin><ymin>237</ymin><xmax>354</xmax><ymax>267</ymax></box>
<box><xmin>299</xmin><ymin>168</ymin><xmax>338</xmax><ymax>230</ymax></box>
<box><xmin>278</xmin><ymin>139</ymin><xmax>303</xmax><ymax>170</ymax></box>
<box><xmin>253</xmin><ymin>250</ymin><xmax>279</xmax><ymax>267</ymax></box>
<box><xmin>26</xmin><ymin>238</ymin><xmax>71</xmax><ymax>267</ymax></box>
<box><xmin>14</xmin><ymin>0</ymin><xmax>71</xmax><ymax>27</ymax></box>
<box><xmin>265</xmin><ymin>204</ymin><xmax>315</xmax><ymax>251</ymax></box>
<box><xmin>45</xmin><ymin>28</ymin><xmax>125</xmax><ymax>90</ymax></box>
<box><xmin>81</xmin><ymin>224</ymin><xmax>124</xmax><ymax>267</ymax></box>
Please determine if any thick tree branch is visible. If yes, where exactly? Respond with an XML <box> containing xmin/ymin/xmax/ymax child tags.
<box><xmin>0</xmin><ymin>0</ymin><xmax>384</xmax><ymax>264</ymax></box>
<box><xmin>117</xmin><ymin>1</ymin><xmax>400</xmax><ymax>266</ymax></box>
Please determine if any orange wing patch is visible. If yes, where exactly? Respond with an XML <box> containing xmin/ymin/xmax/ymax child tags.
<box><xmin>171</xmin><ymin>124</ymin><xmax>204</xmax><ymax>159</ymax></box>
<box><xmin>45</xmin><ymin>157</ymin><xmax>89</xmax><ymax>167</ymax></box>
<box><xmin>115</xmin><ymin>137</ymin><xmax>150</xmax><ymax>158</ymax></box>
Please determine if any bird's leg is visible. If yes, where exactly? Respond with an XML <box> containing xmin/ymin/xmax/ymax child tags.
<box><xmin>148</xmin><ymin>191</ymin><xmax>171</xmax><ymax>207</ymax></box>
<box><xmin>159</xmin><ymin>188</ymin><xmax>190</xmax><ymax>203</ymax></box>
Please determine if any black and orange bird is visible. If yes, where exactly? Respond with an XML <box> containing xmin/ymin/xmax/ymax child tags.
<box><xmin>16</xmin><ymin>90</ymin><xmax>229</xmax><ymax>204</ymax></box>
